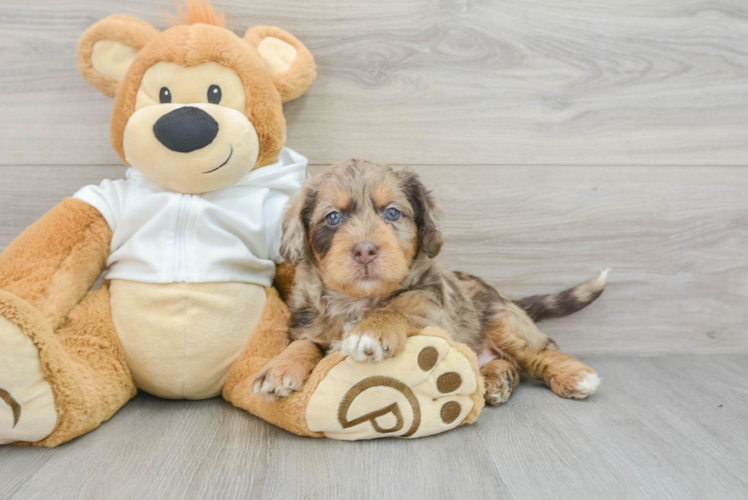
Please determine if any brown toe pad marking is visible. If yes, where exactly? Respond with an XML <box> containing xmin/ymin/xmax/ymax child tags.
<box><xmin>440</xmin><ymin>401</ymin><xmax>461</xmax><ymax>424</ymax></box>
<box><xmin>418</xmin><ymin>347</ymin><xmax>438</xmax><ymax>371</ymax></box>
<box><xmin>436</xmin><ymin>372</ymin><xmax>462</xmax><ymax>393</ymax></box>
<box><xmin>0</xmin><ymin>388</ymin><xmax>21</xmax><ymax>427</ymax></box>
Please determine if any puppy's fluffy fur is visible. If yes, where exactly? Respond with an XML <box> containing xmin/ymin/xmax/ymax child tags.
<box><xmin>253</xmin><ymin>159</ymin><xmax>605</xmax><ymax>404</ymax></box>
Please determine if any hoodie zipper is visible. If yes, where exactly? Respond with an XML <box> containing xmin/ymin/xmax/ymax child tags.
<box><xmin>173</xmin><ymin>194</ymin><xmax>193</xmax><ymax>282</ymax></box>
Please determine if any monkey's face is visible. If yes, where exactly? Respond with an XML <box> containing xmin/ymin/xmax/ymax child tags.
<box><xmin>123</xmin><ymin>61</ymin><xmax>259</xmax><ymax>194</ymax></box>
<box><xmin>78</xmin><ymin>17</ymin><xmax>317</xmax><ymax>194</ymax></box>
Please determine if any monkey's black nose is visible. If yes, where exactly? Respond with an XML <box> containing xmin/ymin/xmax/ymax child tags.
<box><xmin>153</xmin><ymin>106</ymin><xmax>219</xmax><ymax>153</ymax></box>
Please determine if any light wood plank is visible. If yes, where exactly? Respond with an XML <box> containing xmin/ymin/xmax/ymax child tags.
<box><xmin>1</xmin><ymin>354</ymin><xmax>746</xmax><ymax>499</ymax></box>
<box><xmin>413</xmin><ymin>164</ymin><xmax>748</xmax><ymax>357</ymax></box>
<box><xmin>2</xmin><ymin>1</ymin><xmax>748</xmax><ymax>166</ymax></box>
<box><xmin>0</xmin><ymin>164</ymin><xmax>746</xmax><ymax>356</ymax></box>
<box><xmin>0</xmin><ymin>166</ymin><xmax>126</xmax><ymax>246</ymax></box>
<box><xmin>1</xmin><ymin>2</ymin><xmax>746</xmax><ymax>498</ymax></box>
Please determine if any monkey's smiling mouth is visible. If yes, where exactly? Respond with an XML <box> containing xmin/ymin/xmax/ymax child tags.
<box><xmin>203</xmin><ymin>145</ymin><xmax>233</xmax><ymax>174</ymax></box>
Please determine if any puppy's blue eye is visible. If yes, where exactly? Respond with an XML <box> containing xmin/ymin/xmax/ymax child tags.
<box><xmin>326</xmin><ymin>211</ymin><xmax>341</xmax><ymax>225</ymax></box>
<box><xmin>385</xmin><ymin>207</ymin><xmax>401</xmax><ymax>221</ymax></box>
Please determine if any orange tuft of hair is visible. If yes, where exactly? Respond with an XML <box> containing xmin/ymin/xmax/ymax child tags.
<box><xmin>168</xmin><ymin>0</ymin><xmax>225</xmax><ymax>28</ymax></box>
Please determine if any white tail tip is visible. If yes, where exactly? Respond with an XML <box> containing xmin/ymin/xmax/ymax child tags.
<box><xmin>586</xmin><ymin>268</ymin><xmax>610</xmax><ymax>291</ymax></box>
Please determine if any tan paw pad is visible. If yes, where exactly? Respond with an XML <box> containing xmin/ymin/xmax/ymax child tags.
<box><xmin>306</xmin><ymin>330</ymin><xmax>479</xmax><ymax>440</ymax></box>
<box><xmin>0</xmin><ymin>317</ymin><xmax>57</xmax><ymax>445</ymax></box>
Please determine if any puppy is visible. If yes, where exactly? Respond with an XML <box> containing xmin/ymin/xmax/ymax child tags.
<box><xmin>253</xmin><ymin>159</ymin><xmax>605</xmax><ymax>405</ymax></box>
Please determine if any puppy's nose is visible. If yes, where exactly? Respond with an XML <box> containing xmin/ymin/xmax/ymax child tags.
<box><xmin>352</xmin><ymin>241</ymin><xmax>379</xmax><ymax>265</ymax></box>
<box><xmin>153</xmin><ymin>106</ymin><xmax>219</xmax><ymax>153</ymax></box>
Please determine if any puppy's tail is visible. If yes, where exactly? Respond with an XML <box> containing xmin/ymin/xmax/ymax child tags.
<box><xmin>513</xmin><ymin>269</ymin><xmax>609</xmax><ymax>323</ymax></box>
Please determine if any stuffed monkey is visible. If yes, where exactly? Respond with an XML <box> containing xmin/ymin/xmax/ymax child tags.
<box><xmin>0</xmin><ymin>2</ymin><xmax>483</xmax><ymax>446</ymax></box>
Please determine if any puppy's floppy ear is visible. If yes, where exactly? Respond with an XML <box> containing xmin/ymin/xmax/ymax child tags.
<box><xmin>400</xmin><ymin>171</ymin><xmax>444</xmax><ymax>259</ymax></box>
<box><xmin>78</xmin><ymin>15</ymin><xmax>160</xmax><ymax>97</ymax></box>
<box><xmin>244</xmin><ymin>26</ymin><xmax>316</xmax><ymax>103</ymax></box>
<box><xmin>280</xmin><ymin>175</ymin><xmax>322</xmax><ymax>266</ymax></box>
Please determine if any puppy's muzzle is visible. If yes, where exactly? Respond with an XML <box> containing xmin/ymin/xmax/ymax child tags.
<box><xmin>352</xmin><ymin>241</ymin><xmax>379</xmax><ymax>265</ymax></box>
<box><xmin>153</xmin><ymin>106</ymin><xmax>219</xmax><ymax>153</ymax></box>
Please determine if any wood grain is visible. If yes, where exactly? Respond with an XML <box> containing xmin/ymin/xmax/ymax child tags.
<box><xmin>2</xmin><ymin>0</ymin><xmax>748</xmax><ymax>165</ymax></box>
<box><xmin>1</xmin><ymin>354</ymin><xmax>745</xmax><ymax>499</ymax></box>
<box><xmin>1</xmin><ymin>1</ymin><xmax>747</xmax><ymax>497</ymax></box>
<box><xmin>1</xmin><ymin>164</ymin><xmax>746</xmax><ymax>356</ymax></box>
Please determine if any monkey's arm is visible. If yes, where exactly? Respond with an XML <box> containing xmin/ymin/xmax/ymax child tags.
<box><xmin>0</xmin><ymin>198</ymin><xmax>112</xmax><ymax>329</ymax></box>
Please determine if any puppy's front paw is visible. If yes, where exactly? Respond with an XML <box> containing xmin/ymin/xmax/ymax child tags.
<box><xmin>340</xmin><ymin>333</ymin><xmax>385</xmax><ymax>362</ymax></box>
<box><xmin>341</xmin><ymin>321</ymin><xmax>408</xmax><ymax>362</ymax></box>
<box><xmin>251</xmin><ymin>359</ymin><xmax>308</xmax><ymax>402</ymax></box>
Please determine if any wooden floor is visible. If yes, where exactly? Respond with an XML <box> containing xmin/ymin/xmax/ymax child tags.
<box><xmin>1</xmin><ymin>355</ymin><xmax>746</xmax><ymax>500</ymax></box>
<box><xmin>1</xmin><ymin>0</ymin><xmax>747</xmax><ymax>498</ymax></box>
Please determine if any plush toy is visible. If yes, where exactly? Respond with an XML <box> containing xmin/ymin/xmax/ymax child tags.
<box><xmin>0</xmin><ymin>1</ymin><xmax>484</xmax><ymax>446</ymax></box>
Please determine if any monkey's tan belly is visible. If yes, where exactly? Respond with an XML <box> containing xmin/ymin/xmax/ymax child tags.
<box><xmin>109</xmin><ymin>279</ymin><xmax>266</xmax><ymax>399</ymax></box>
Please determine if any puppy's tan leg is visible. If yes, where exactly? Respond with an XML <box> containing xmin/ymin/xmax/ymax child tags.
<box><xmin>487</xmin><ymin>306</ymin><xmax>600</xmax><ymax>399</ymax></box>
<box><xmin>252</xmin><ymin>340</ymin><xmax>323</xmax><ymax>401</ymax></box>
<box><xmin>481</xmin><ymin>359</ymin><xmax>520</xmax><ymax>405</ymax></box>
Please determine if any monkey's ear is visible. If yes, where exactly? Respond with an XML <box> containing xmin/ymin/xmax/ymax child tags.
<box><xmin>244</xmin><ymin>26</ymin><xmax>316</xmax><ymax>103</ymax></box>
<box><xmin>400</xmin><ymin>170</ymin><xmax>444</xmax><ymax>259</ymax></box>
<box><xmin>280</xmin><ymin>175</ymin><xmax>322</xmax><ymax>266</ymax></box>
<box><xmin>78</xmin><ymin>15</ymin><xmax>160</xmax><ymax>97</ymax></box>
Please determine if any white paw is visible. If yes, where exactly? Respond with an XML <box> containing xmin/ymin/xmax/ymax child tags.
<box><xmin>571</xmin><ymin>372</ymin><xmax>600</xmax><ymax>399</ymax></box>
<box><xmin>251</xmin><ymin>368</ymin><xmax>304</xmax><ymax>402</ymax></box>
<box><xmin>0</xmin><ymin>317</ymin><xmax>57</xmax><ymax>445</ymax></box>
<box><xmin>340</xmin><ymin>334</ymin><xmax>385</xmax><ymax>362</ymax></box>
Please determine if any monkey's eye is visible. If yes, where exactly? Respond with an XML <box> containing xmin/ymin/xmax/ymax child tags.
<box><xmin>159</xmin><ymin>87</ymin><xmax>172</xmax><ymax>104</ymax></box>
<box><xmin>326</xmin><ymin>211</ymin><xmax>342</xmax><ymax>226</ymax></box>
<box><xmin>208</xmin><ymin>85</ymin><xmax>222</xmax><ymax>104</ymax></box>
<box><xmin>384</xmin><ymin>207</ymin><xmax>401</xmax><ymax>221</ymax></box>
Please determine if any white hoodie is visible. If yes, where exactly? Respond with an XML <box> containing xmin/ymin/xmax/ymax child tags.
<box><xmin>74</xmin><ymin>147</ymin><xmax>306</xmax><ymax>286</ymax></box>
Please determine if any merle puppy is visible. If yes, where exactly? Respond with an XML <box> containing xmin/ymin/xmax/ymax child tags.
<box><xmin>253</xmin><ymin>159</ymin><xmax>606</xmax><ymax>405</ymax></box>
